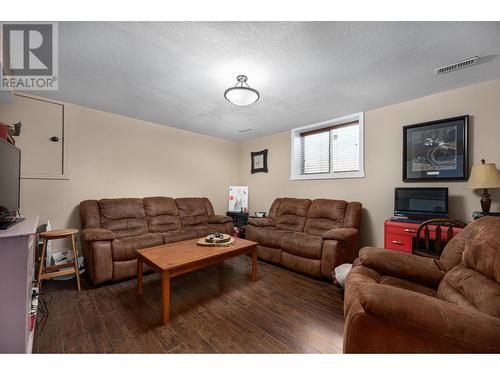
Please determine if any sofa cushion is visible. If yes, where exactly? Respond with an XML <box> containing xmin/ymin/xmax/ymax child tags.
<box><xmin>275</xmin><ymin>198</ymin><xmax>311</xmax><ymax>232</ymax></box>
<box><xmin>281</xmin><ymin>232</ymin><xmax>323</xmax><ymax>259</ymax></box>
<box><xmin>462</xmin><ymin>238</ymin><xmax>500</xmax><ymax>283</ymax></box>
<box><xmin>143</xmin><ymin>196</ymin><xmax>178</xmax><ymax>216</ymax></box>
<box><xmin>208</xmin><ymin>215</ymin><xmax>233</xmax><ymax>224</ymax></box>
<box><xmin>112</xmin><ymin>233</ymin><xmax>164</xmax><ymax>261</ymax></box>
<box><xmin>98</xmin><ymin>198</ymin><xmax>148</xmax><ymax>238</ymax></box>
<box><xmin>344</xmin><ymin>201</ymin><xmax>363</xmax><ymax>229</ymax></box>
<box><xmin>99</xmin><ymin>198</ymin><xmax>146</xmax><ymax>220</ymax></box>
<box><xmin>357</xmin><ymin>283</ymin><xmax>500</xmax><ymax>354</ymax></box>
<box><xmin>436</xmin><ymin>275</ymin><xmax>476</xmax><ymax>310</ymax></box>
<box><xmin>246</xmin><ymin>225</ymin><xmax>289</xmax><ymax>249</ymax></box>
<box><xmin>147</xmin><ymin>214</ymin><xmax>181</xmax><ymax>233</ymax></box>
<box><xmin>200</xmin><ymin>224</ymin><xmax>232</xmax><ymax>235</ymax></box>
<box><xmin>268</xmin><ymin>198</ymin><xmax>282</xmax><ymax>218</ymax></box>
<box><xmin>196</xmin><ymin>225</ymin><xmax>219</xmax><ymax>237</ymax></box>
<box><xmin>304</xmin><ymin>199</ymin><xmax>347</xmax><ymax>236</ymax></box>
<box><xmin>358</xmin><ymin>247</ymin><xmax>445</xmax><ymax>288</ymax></box>
<box><xmin>248</xmin><ymin>217</ymin><xmax>275</xmax><ymax>227</ymax></box>
<box><xmin>345</xmin><ymin>264</ymin><xmax>438</xmax><ymax>316</ymax></box>
<box><xmin>437</xmin><ymin>265</ymin><xmax>500</xmax><ymax>318</ymax></box>
<box><xmin>142</xmin><ymin>197</ymin><xmax>181</xmax><ymax>233</ymax></box>
<box><xmin>175</xmin><ymin>197</ymin><xmax>214</xmax><ymax>226</ymax></box>
<box><xmin>439</xmin><ymin>216</ymin><xmax>500</xmax><ymax>272</ymax></box>
<box><xmin>162</xmin><ymin>228</ymin><xmax>200</xmax><ymax>244</ymax></box>
<box><xmin>183</xmin><ymin>215</ymin><xmax>209</xmax><ymax>226</ymax></box>
<box><xmin>101</xmin><ymin>218</ymin><xmax>148</xmax><ymax>239</ymax></box>
<box><xmin>379</xmin><ymin>275</ymin><xmax>437</xmax><ymax>297</ymax></box>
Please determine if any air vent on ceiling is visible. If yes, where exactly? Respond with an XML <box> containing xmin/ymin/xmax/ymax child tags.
<box><xmin>238</xmin><ymin>128</ymin><xmax>252</xmax><ymax>133</ymax></box>
<box><xmin>435</xmin><ymin>56</ymin><xmax>479</xmax><ymax>75</ymax></box>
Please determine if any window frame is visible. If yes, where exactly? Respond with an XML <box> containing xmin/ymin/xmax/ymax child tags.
<box><xmin>290</xmin><ymin>112</ymin><xmax>365</xmax><ymax>180</ymax></box>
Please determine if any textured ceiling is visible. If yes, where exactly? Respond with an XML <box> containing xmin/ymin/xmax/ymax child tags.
<box><xmin>37</xmin><ymin>22</ymin><xmax>500</xmax><ymax>141</ymax></box>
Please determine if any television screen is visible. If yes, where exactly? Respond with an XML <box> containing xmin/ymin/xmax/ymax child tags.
<box><xmin>0</xmin><ymin>139</ymin><xmax>21</xmax><ymax>213</ymax></box>
<box><xmin>395</xmin><ymin>187</ymin><xmax>448</xmax><ymax>219</ymax></box>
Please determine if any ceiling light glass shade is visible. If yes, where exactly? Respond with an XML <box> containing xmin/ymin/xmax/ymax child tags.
<box><xmin>224</xmin><ymin>75</ymin><xmax>260</xmax><ymax>106</ymax></box>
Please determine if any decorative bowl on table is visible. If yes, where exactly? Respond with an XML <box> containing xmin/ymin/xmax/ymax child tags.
<box><xmin>197</xmin><ymin>233</ymin><xmax>235</xmax><ymax>247</ymax></box>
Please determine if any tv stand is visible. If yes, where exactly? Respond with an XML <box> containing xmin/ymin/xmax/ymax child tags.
<box><xmin>0</xmin><ymin>216</ymin><xmax>39</xmax><ymax>353</ymax></box>
<box><xmin>384</xmin><ymin>218</ymin><xmax>462</xmax><ymax>253</ymax></box>
<box><xmin>0</xmin><ymin>217</ymin><xmax>26</xmax><ymax>230</ymax></box>
<box><xmin>389</xmin><ymin>217</ymin><xmax>425</xmax><ymax>224</ymax></box>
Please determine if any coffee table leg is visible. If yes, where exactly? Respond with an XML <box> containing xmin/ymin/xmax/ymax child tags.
<box><xmin>251</xmin><ymin>248</ymin><xmax>257</xmax><ymax>282</ymax></box>
<box><xmin>137</xmin><ymin>257</ymin><xmax>143</xmax><ymax>296</ymax></box>
<box><xmin>162</xmin><ymin>271</ymin><xmax>170</xmax><ymax>324</ymax></box>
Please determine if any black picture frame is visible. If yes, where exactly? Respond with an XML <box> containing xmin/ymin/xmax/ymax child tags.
<box><xmin>403</xmin><ymin>115</ymin><xmax>469</xmax><ymax>182</ymax></box>
<box><xmin>251</xmin><ymin>149</ymin><xmax>268</xmax><ymax>174</ymax></box>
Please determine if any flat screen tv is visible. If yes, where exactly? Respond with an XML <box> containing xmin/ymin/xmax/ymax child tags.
<box><xmin>0</xmin><ymin>138</ymin><xmax>21</xmax><ymax>216</ymax></box>
<box><xmin>394</xmin><ymin>187</ymin><xmax>448</xmax><ymax>220</ymax></box>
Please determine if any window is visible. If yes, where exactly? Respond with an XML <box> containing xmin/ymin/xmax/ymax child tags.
<box><xmin>291</xmin><ymin>113</ymin><xmax>364</xmax><ymax>180</ymax></box>
<box><xmin>301</xmin><ymin>130</ymin><xmax>331</xmax><ymax>174</ymax></box>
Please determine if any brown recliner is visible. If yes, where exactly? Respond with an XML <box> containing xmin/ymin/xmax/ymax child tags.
<box><xmin>79</xmin><ymin>197</ymin><xmax>233</xmax><ymax>284</ymax></box>
<box><xmin>246</xmin><ymin>197</ymin><xmax>362</xmax><ymax>278</ymax></box>
<box><xmin>344</xmin><ymin>216</ymin><xmax>500</xmax><ymax>353</ymax></box>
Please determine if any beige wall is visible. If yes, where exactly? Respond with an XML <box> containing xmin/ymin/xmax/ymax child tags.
<box><xmin>0</xmin><ymin>95</ymin><xmax>239</xmax><ymax>248</ymax></box>
<box><xmin>3</xmin><ymin>79</ymin><xmax>500</xmax><ymax>251</ymax></box>
<box><xmin>238</xmin><ymin>79</ymin><xmax>500</xmax><ymax>247</ymax></box>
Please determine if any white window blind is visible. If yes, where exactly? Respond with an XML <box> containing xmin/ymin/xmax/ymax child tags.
<box><xmin>300</xmin><ymin>122</ymin><xmax>360</xmax><ymax>175</ymax></box>
<box><xmin>331</xmin><ymin>123</ymin><xmax>360</xmax><ymax>172</ymax></box>
<box><xmin>300</xmin><ymin>130</ymin><xmax>331</xmax><ymax>174</ymax></box>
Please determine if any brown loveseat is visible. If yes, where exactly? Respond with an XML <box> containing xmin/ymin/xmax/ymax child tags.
<box><xmin>80</xmin><ymin>197</ymin><xmax>233</xmax><ymax>284</ymax></box>
<box><xmin>245</xmin><ymin>197</ymin><xmax>362</xmax><ymax>279</ymax></box>
<box><xmin>344</xmin><ymin>216</ymin><xmax>500</xmax><ymax>353</ymax></box>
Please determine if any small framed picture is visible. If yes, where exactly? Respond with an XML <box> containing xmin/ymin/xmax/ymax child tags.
<box><xmin>251</xmin><ymin>149</ymin><xmax>268</xmax><ymax>174</ymax></box>
<box><xmin>403</xmin><ymin>115</ymin><xmax>469</xmax><ymax>181</ymax></box>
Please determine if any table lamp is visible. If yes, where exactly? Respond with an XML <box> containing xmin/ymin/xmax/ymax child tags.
<box><xmin>465</xmin><ymin>159</ymin><xmax>500</xmax><ymax>213</ymax></box>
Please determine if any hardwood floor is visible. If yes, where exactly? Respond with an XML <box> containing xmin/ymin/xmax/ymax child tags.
<box><xmin>33</xmin><ymin>256</ymin><xmax>345</xmax><ymax>353</ymax></box>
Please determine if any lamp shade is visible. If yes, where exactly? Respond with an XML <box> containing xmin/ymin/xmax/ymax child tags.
<box><xmin>465</xmin><ymin>161</ymin><xmax>500</xmax><ymax>189</ymax></box>
<box><xmin>224</xmin><ymin>87</ymin><xmax>259</xmax><ymax>106</ymax></box>
<box><xmin>224</xmin><ymin>74</ymin><xmax>260</xmax><ymax>106</ymax></box>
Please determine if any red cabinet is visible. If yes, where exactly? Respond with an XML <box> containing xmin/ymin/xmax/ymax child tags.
<box><xmin>384</xmin><ymin>219</ymin><xmax>462</xmax><ymax>253</ymax></box>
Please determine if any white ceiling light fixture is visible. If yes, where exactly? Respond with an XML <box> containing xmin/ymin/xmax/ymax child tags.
<box><xmin>224</xmin><ymin>75</ymin><xmax>260</xmax><ymax>106</ymax></box>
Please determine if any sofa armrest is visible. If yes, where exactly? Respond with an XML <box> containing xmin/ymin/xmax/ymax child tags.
<box><xmin>208</xmin><ymin>215</ymin><xmax>233</xmax><ymax>224</ymax></box>
<box><xmin>82</xmin><ymin>228</ymin><xmax>115</xmax><ymax>242</ymax></box>
<box><xmin>322</xmin><ymin>227</ymin><xmax>358</xmax><ymax>241</ymax></box>
<box><xmin>359</xmin><ymin>247</ymin><xmax>444</xmax><ymax>288</ymax></box>
<box><xmin>321</xmin><ymin>228</ymin><xmax>360</xmax><ymax>278</ymax></box>
<box><xmin>247</xmin><ymin>217</ymin><xmax>275</xmax><ymax>227</ymax></box>
<box><xmin>359</xmin><ymin>283</ymin><xmax>500</xmax><ymax>352</ymax></box>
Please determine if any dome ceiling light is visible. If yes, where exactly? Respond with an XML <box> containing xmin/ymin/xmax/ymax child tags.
<box><xmin>224</xmin><ymin>74</ymin><xmax>260</xmax><ymax>106</ymax></box>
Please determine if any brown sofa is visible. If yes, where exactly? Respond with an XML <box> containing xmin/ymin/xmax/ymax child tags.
<box><xmin>79</xmin><ymin>197</ymin><xmax>233</xmax><ymax>284</ymax></box>
<box><xmin>245</xmin><ymin>197</ymin><xmax>362</xmax><ymax>279</ymax></box>
<box><xmin>344</xmin><ymin>216</ymin><xmax>500</xmax><ymax>353</ymax></box>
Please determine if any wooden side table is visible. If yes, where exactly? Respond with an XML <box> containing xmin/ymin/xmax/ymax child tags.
<box><xmin>37</xmin><ymin>228</ymin><xmax>81</xmax><ymax>291</ymax></box>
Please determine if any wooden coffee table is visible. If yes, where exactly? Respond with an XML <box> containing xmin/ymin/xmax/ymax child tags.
<box><xmin>136</xmin><ymin>237</ymin><xmax>258</xmax><ymax>324</ymax></box>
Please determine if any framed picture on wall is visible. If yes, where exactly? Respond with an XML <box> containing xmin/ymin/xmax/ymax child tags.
<box><xmin>403</xmin><ymin>115</ymin><xmax>469</xmax><ymax>181</ymax></box>
<box><xmin>251</xmin><ymin>149</ymin><xmax>268</xmax><ymax>174</ymax></box>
